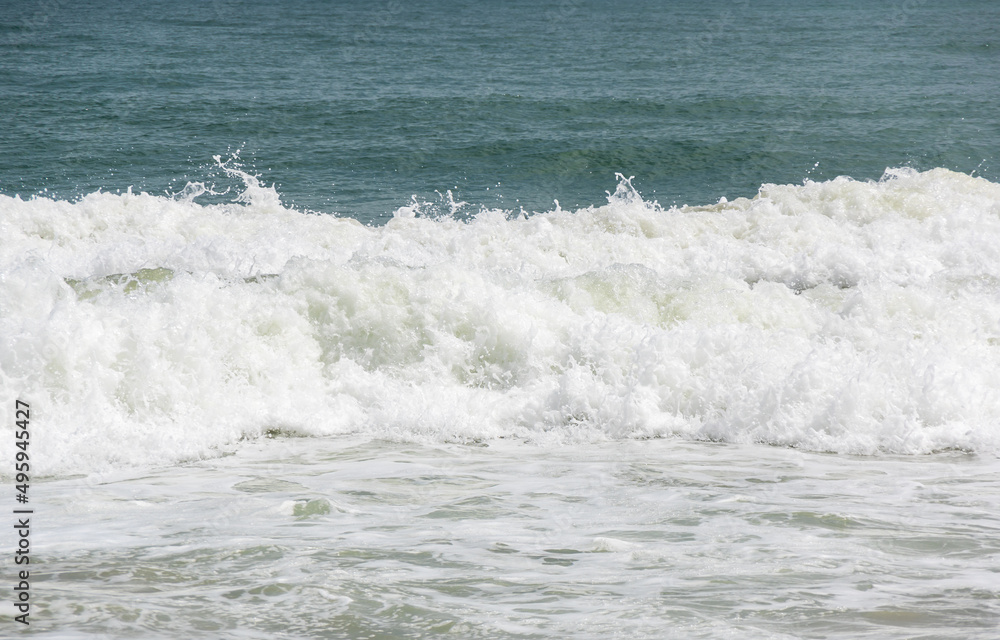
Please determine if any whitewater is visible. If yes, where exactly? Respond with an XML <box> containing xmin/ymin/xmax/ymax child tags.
<box><xmin>3</xmin><ymin>166</ymin><xmax>1000</xmax><ymax>474</ymax></box>
<box><xmin>3</xmin><ymin>166</ymin><xmax>1000</xmax><ymax>638</ymax></box>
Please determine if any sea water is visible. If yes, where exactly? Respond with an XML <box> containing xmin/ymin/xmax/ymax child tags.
<box><xmin>2</xmin><ymin>0</ymin><xmax>998</xmax><ymax>221</ymax></box>
<box><xmin>2</xmin><ymin>0</ymin><xmax>1000</xmax><ymax>637</ymax></box>
<box><xmin>4</xmin><ymin>165</ymin><xmax>1000</xmax><ymax>638</ymax></box>
<box><xmin>26</xmin><ymin>439</ymin><xmax>1000</xmax><ymax>638</ymax></box>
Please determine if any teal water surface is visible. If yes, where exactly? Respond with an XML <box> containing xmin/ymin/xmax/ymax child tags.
<box><xmin>1</xmin><ymin>0</ymin><xmax>998</xmax><ymax>222</ymax></box>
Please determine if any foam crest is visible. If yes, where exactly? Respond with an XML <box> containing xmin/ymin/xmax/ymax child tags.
<box><xmin>2</xmin><ymin>168</ymin><xmax>999</xmax><ymax>474</ymax></box>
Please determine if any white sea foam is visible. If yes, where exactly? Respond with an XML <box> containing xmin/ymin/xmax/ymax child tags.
<box><xmin>3</xmin><ymin>167</ymin><xmax>1000</xmax><ymax>474</ymax></box>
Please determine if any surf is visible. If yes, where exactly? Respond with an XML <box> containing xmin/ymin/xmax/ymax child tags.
<box><xmin>3</xmin><ymin>166</ymin><xmax>999</xmax><ymax>474</ymax></box>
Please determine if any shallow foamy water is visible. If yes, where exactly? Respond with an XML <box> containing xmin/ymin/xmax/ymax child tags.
<box><xmin>21</xmin><ymin>438</ymin><xmax>1000</xmax><ymax>639</ymax></box>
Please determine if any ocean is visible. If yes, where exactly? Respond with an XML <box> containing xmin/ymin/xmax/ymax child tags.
<box><xmin>2</xmin><ymin>0</ymin><xmax>999</xmax><ymax>637</ymax></box>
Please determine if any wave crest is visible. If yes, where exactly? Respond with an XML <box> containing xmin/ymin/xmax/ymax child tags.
<box><xmin>3</xmin><ymin>167</ymin><xmax>1000</xmax><ymax>473</ymax></box>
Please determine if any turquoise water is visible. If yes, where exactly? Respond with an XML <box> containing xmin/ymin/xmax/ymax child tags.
<box><xmin>2</xmin><ymin>0</ymin><xmax>997</xmax><ymax>222</ymax></box>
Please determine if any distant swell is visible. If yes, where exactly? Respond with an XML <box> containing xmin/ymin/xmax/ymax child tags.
<box><xmin>3</xmin><ymin>167</ymin><xmax>1000</xmax><ymax>474</ymax></box>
